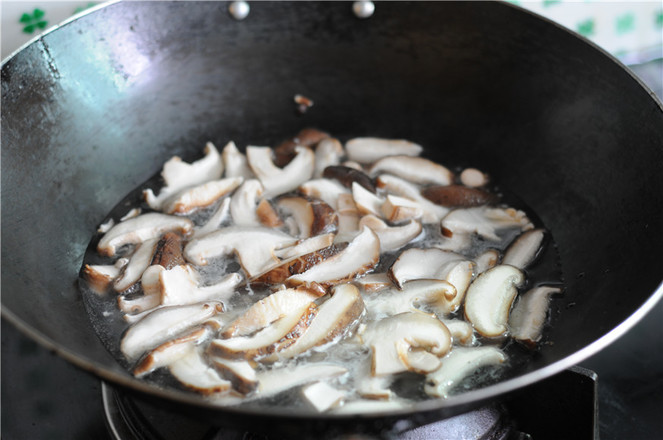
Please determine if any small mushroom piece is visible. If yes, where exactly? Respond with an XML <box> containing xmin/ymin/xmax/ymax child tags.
<box><xmin>370</xmin><ymin>156</ymin><xmax>454</xmax><ymax>186</ymax></box>
<box><xmin>251</xmin><ymin>242</ymin><xmax>347</xmax><ymax>286</ymax></box>
<box><xmin>273</xmin><ymin>233</ymin><xmax>335</xmax><ymax>260</ymax></box>
<box><xmin>365</xmin><ymin>279</ymin><xmax>456</xmax><ymax>318</ymax></box>
<box><xmin>376</xmin><ymin>174</ymin><xmax>449</xmax><ymax>223</ymax></box>
<box><xmin>357</xmin><ymin>374</ymin><xmax>394</xmax><ymax>400</ymax></box>
<box><xmin>388</xmin><ymin>247</ymin><xmax>463</xmax><ymax>288</ymax></box>
<box><xmin>82</xmin><ymin>264</ymin><xmax>121</xmax><ymax>293</ymax></box>
<box><xmin>121</xmin><ymin>301</ymin><xmax>224</xmax><ymax>361</ymax></box>
<box><xmin>161</xmin><ymin>177</ymin><xmax>243</xmax><ymax>214</ymax></box>
<box><xmin>440</xmin><ymin>260</ymin><xmax>475</xmax><ymax>314</ymax></box>
<box><xmin>97</xmin><ymin>218</ymin><xmax>115</xmax><ymax>233</ymax></box>
<box><xmin>361</xmin><ymin>312</ymin><xmax>452</xmax><ymax>376</ymax></box>
<box><xmin>118</xmin><ymin>291</ymin><xmax>160</xmax><ymax>315</ymax></box>
<box><xmin>256</xmin><ymin>199</ymin><xmax>283</xmax><ymax>228</ymax></box>
<box><xmin>441</xmin><ymin>319</ymin><xmax>475</xmax><ymax>346</ymax></box>
<box><xmin>424</xmin><ymin>346</ymin><xmax>506</xmax><ymax>398</ymax></box>
<box><xmin>323</xmin><ymin>165</ymin><xmax>376</xmax><ymax>193</ymax></box>
<box><xmin>230</xmin><ymin>179</ymin><xmax>265</xmax><ymax>226</ymax></box>
<box><xmin>276</xmin><ymin>196</ymin><xmax>338</xmax><ymax>239</ymax></box>
<box><xmin>222</xmin><ymin>141</ymin><xmax>254</xmax><ymax>179</ymax></box>
<box><xmin>474</xmin><ymin>249</ymin><xmax>500</xmax><ymax>275</ymax></box>
<box><xmin>508</xmin><ymin>286</ymin><xmax>561</xmax><ymax>348</ymax></box>
<box><xmin>352</xmin><ymin>182</ymin><xmax>384</xmax><ymax>217</ymax></box>
<box><xmin>133</xmin><ymin>325</ymin><xmax>211</xmax><ymax>377</ymax></box>
<box><xmin>441</xmin><ymin>207</ymin><xmax>533</xmax><ymax>241</ymax></box>
<box><xmin>222</xmin><ymin>287</ymin><xmax>320</xmax><ymax>338</ymax></box>
<box><xmin>335</xmin><ymin>193</ymin><xmax>361</xmax><ymax>242</ymax></box>
<box><xmin>354</xmin><ymin>273</ymin><xmax>393</xmax><ymax>293</ymax></box>
<box><xmin>246</xmin><ymin>146</ymin><xmax>315</xmax><ymax>197</ymax></box>
<box><xmin>502</xmin><ymin>229</ymin><xmax>546</xmax><ymax>270</ymax></box>
<box><xmin>313</xmin><ymin>138</ymin><xmax>345</xmax><ymax>178</ymax></box>
<box><xmin>169</xmin><ymin>348</ymin><xmax>232</xmax><ymax>395</ymax></box>
<box><xmin>265</xmin><ymin>283</ymin><xmax>365</xmax><ymax>361</ymax></box>
<box><xmin>97</xmin><ymin>213</ymin><xmax>193</xmax><ymax>257</ymax></box>
<box><xmin>192</xmin><ymin>197</ymin><xmax>231</xmax><ymax>238</ymax></box>
<box><xmin>208</xmin><ymin>303</ymin><xmax>318</xmax><ymax>360</ymax></box>
<box><xmin>302</xmin><ymin>381</ymin><xmax>346</xmax><ymax>412</ymax></box>
<box><xmin>120</xmin><ymin>208</ymin><xmax>141</xmax><ymax>221</ymax></box>
<box><xmin>273</xmin><ymin>128</ymin><xmax>330</xmax><ymax>167</ymax></box>
<box><xmin>209</xmin><ymin>357</ymin><xmax>259</xmax><ymax>395</ymax></box>
<box><xmin>183</xmin><ymin>226</ymin><xmax>297</xmax><ymax>277</ymax></box>
<box><xmin>298</xmin><ymin>178</ymin><xmax>349</xmax><ymax>210</ymax></box>
<box><xmin>421</xmin><ymin>185</ymin><xmax>496</xmax><ymax>208</ymax></box>
<box><xmin>380</xmin><ymin>194</ymin><xmax>424</xmax><ymax>223</ymax></box>
<box><xmin>286</xmin><ymin>226</ymin><xmax>380</xmax><ymax>289</ymax></box>
<box><xmin>345</xmin><ymin>138</ymin><xmax>423</xmax><ymax>164</ymax></box>
<box><xmin>359</xmin><ymin>215</ymin><xmax>423</xmax><ymax>253</ymax></box>
<box><xmin>159</xmin><ymin>266</ymin><xmax>242</xmax><ymax>307</ymax></box>
<box><xmin>143</xmin><ymin>142</ymin><xmax>224</xmax><ymax>210</ymax></box>
<box><xmin>464</xmin><ymin>265</ymin><xmax>525</xmax><ymax>337</ymax></box>
<box><xmin>460</xmin><ymin>168</ymin><xmax>489</xmax><ymax>188</ymax></box>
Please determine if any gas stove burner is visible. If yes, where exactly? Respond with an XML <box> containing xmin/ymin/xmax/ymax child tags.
<box><xmin>102</xmin><ymin>367</ymin><xmax>597</xmax><ymax>440</ymax></box>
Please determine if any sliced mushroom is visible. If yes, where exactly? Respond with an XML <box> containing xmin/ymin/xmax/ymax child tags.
<box><xmin>509</xmin><ymin>286</ymin><xmax>561</xmax><ymax>348</ymax></box>
<box><xmin>273</xmin><ymin>233</ymin><xmax>335</xmax><ymax>260</ymax></box>
<box><xmin>222</xmin><ymin>141</ymin><xmax>254</xmax><ymax>179</ymax></box>
<box><xmin>464</xmin><ymin>265</ymin><xmax>525</xmax><ymax>337</ymax></box>
<box><xmin>161</xmin><ymin>177</ymin><xmax>243</xmax><ymax>214</ymax></box>
<box><xmin>118</xmin><ymin>290</ymin><xmax>160</xmax><ymax>315</ymax></box>
<box><xmin>222</xmin><ymin>287</ymin><xmax>320</xmax><ymax>338</ymax></box>
<box><xmin>440</xmin><ymin>260</ymin><xmax>475</xmax><ymax>314</ymax></box>
<box><xmin>335</xmin><ymin>193</ymin><xmax>361</xmax><ymax>242</ymax></box>
<box><xmin>302</xmin><ymin>381</ymin><xmax>346</xmax><ymax>412</ymax></box>
<box><xmin>376</xmin><ymin>174</ymin><xmax>449</xmax><ymax>223</ymax></box>
<box><xmin>424</xmin><ymin>346</ymin><xmax>506</xmax><ymax>398</ymax></box>
<box><xmin>208</xmin><ymin>303</ymin><xmax>318</xmax><ymax>360</ymax></box>
<box><xmin>460</xmin><ymin>168</ymin><xmax>489</xmax><ymax>188</ymax></box>
<box><xmin>314</xmin><ymin>138</ymin><xmax>345</xmax><ymax>178</ymax></box>
<box><xmin>192</xmin><ymin>197</ymin><xmax>231</xmax><ymax>238</ymax></box>
<box><xmin>286</xmin><ymin>226</ymin><xmax>380</xmax><ymax>289</ymax></box>
<box><xmin>150</xmin><ymin>232</ymin><xmax>186</xmax><ymax>269</ymax></box>
<box><xmin>345</xmin><ymin>138</ymin><xmax>422</xmax><ymax>164</ymax></box>
<box><xmin>265</xmin><ymin>283</ymin><xmax>365</xmax><ymax>361</ymax></box>
<box><xmin>441</xmin><ymin>319</ymin><xmax>475</xmax><ymax>346</ymax></box>
<box><xmin>352</xmin><ymin>182</ymin><xmax>384</xmax><ymax>217</ymax></box>
<box><xmin>354</xmin><ymin>273</ymin><xmax>393</xmax><ymax>293</ymax></box>
<box><xmin>422</xmin><ymin>185</ymin><xmax>496</xmax><ymax>208</ymax></box>
<box><xmin>502</xmin><ymin>229</ymin><xmax>545</xmax><ymax>270</ymax></box>
<box><xmin>246</xmin><ymin>146</ymin><xmax>315</xmax><ymax>197</ymax></box>
<box><xmin>159</xmin><ymin>266</ymin><xmax>242</xmax><ymax>307</ymax></box>
<box><xmin>97</xmin><ymin>213</ymin><xmax>193</xmax><ymax>257</ymax></box>
<box><xmin>209</xmin><ymin>357</ymin><xmax>259</xmax><ymax>395</ymax></box>
<box><xmin>380</xmin><ymin>194</ymin><xmax>424</xmax><ymax>223</ymax></box>
<box><xmin>121</xmin><ymin>301</ymin><xmax>224</xmax><ymax>361</ymax></box>
<box><xmin>356</xmin><ymin>374</ymin><xmax>394</xmax><ymax>400</ymax></box>
<box><xmin>143</xmin><ymin>142</ymin><xmax>224</xmax><ymax>210</ymax></box>
<box><xmin>230</xmin><ymin>179</ymin><xmax>264</xmax><ymax>226</ymax></box>
<box><xmin>323</xmin><ymin>165</ymin><xmax>376</xmax><ymax>193</ymax></box>
<box><xmin>183</xmin><ymin>226</ymin><xmax>297</xmax><ymax>277</ymax></box>
<box><xmin>251</xmin><ymin>242</ymin><xmax>347</xmax><ymax>286</ymax></box>
<box><xmin>365</xmin><ymin>279</ymin><xmax>456</xmax><ymax>319</ymax></box>
<box><xmin>256</xmin><ymin>199</ymin><xmax>283</xmax><ymax>228</ymax></box>
<box><xmin>250</xmin><ymin>363</ymin><xmax>348</xmax><ymax>402</ymax></box>
<box><xmin>298</xmin><ymin>178</ymin><xmax>349</xmax><ymax>210</ymax></box>
<box><xmin>82</xmin><ymin>263</ymin><xmax>121</xmax><ymax>293</ymax></box>
<box><xmin>169</xmin><ymin>348</ymin><xmax>232</xmax><ymax>395</ymax></box>
<box><xmin>440</xmin><ymin>207</ymin><xmax>533</xmax><ymax>241</ymax></box>
<box><xmin>274</xmin><ymin>128</ymin><xmax>330</xmax><ymax>167</ymax></box>
<box><xmin>370</xmin><ymin>156</ymin><xmax>454</xmax><ymax>186</ymax></box>
<box><xmin>474</xmin><ymin>249</ymin><xmax>500</xmax><ymax>275</ymax></box>
<box><xmin>360</xmin><ymin>312</ymin><xmax>452</xmax><ymax>376</ymax></box>
<box><xmin>276</xmin><ymin>196</ymin><xmax>338</xmax><ymax>239</ymax></box>
<box><xmin>133</xmin><ymin>325</ymin><xmax>211</xmax><ymax>377</ymax></box>
<box><xmin>388</xmin><ymin>247</ymin><xmax>463</xmax><ymax>288</ymax></box>
<box><xmin>359</xmin><ymin>215</ymin><xmax>422</xmax><ymax>253</ymax></box>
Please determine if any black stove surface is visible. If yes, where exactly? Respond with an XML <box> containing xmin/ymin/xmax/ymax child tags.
<box><xmin>2</xmin><ymin>60</ymin><xmax>662</xmax><ymax>440</ymax></box>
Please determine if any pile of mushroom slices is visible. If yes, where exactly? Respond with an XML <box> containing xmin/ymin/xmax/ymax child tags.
<box><xmin>83</xmin><ymin>129</ymin><xmax>560</xmax><ymax>413</ymax></box>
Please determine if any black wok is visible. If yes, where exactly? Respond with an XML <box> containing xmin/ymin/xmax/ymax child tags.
<box><xmin>2</xmin><ymin>1</ymin><xmax>662</xmax><ymax>437</ymax></box>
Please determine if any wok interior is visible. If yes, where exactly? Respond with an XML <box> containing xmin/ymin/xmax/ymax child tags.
<box><xmin>2</xmin><ymin>0</ymin><xmax>662</xmax><ymax>423</ymax></box>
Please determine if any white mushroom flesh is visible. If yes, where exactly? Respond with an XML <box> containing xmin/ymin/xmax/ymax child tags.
<box><xmin>81</xmin><ymin>131</ymin><xmax>562</xmax><ymax>411</ymax></box>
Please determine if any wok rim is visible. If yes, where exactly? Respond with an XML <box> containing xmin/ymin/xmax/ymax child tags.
<box><xmin>2</xmin><ymin>0</ymin><xmax>663</xmax><ymax>424</ymax></box>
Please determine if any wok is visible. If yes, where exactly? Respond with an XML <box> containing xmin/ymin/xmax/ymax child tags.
<box><xmin>2</xmin><ymin>1</ymin><xmax>662</xmax><ymax>437</ymax></box>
